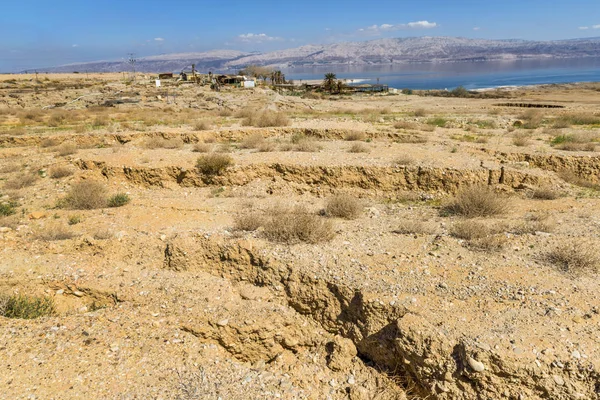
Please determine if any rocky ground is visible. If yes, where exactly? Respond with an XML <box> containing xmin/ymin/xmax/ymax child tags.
<box><xmin>1</xmin><ymin>73</ymin><xmax>600</xmax><ymax>399</ymax></box>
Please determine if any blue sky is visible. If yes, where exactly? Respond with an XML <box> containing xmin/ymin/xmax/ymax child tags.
<box><xmin>1</xmin><ymin>0</ymin><xmax>600</xmax><ymax>71</ymax></box>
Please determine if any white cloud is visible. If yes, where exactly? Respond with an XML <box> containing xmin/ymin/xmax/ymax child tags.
<box><xmin>473</xmin><ymin>27</ymin><xmax>481</xmax><ymax>31</ymax></box>
<box><xmin>593</xmin><ymin>24</ymin><xmax>600</xmax><ymax>29</ymax></box>
<box><xmin>72</xmin><ymin>44</ymin><xmax>79</xmax><ymax>47</ymax></box>
<box><xmin>579</xmin><ymin>26</ymin><xmax>589</xmax><ymax>30</ymax></box>
<box><xmin>358</xmin><ymin>21</ymin><xmax>438</xmax><ymax>35</ymax></box>
<box><xmin>237</xmin><ymin>33</ymin><xmax>283</xmax><ymax>43</ymax></box>
<box><xmin>154</xmin><ymin>37</ymin><xmax>165</xmax><ymax>42</ymax></box>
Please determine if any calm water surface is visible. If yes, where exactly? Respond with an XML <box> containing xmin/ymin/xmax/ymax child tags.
<box><xmin>283</xmin><ymin>58</ymin><xmax>600</xmax><ymax>90</ymax></box>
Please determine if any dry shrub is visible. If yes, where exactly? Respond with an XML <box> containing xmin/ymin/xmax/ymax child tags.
<box><xmin>444</xmin><ymin>186</ymin><xmax>509</xmax><ymax>217</ymax></box>
<box><xmin>19</xmin><ymin>109</ymin><xmax>43</xmax><ymax>123</ymax></box>
<box><xmin>143</xmin><ymin>137</ymin><xmax>184</xmax><ymax>149</ymax></box>
<box><xmin>558</xmin><ymin>171</ymin><xmax>600</xmax><ymax>190</ymax></box>
<box><xmin>295</xmin><ymin>140</ymin><xmax>322</xmax><ymax>152</ymax></box>
<box><xmin>394</xmin><ymin>121</ymin><xmax>418</xmax><ymax>130</ymax></box>
<box><xmin>518</xmin><ymin>109</ymin><xmax>543</xmax><ymax>129</ymax></box>
<box><xmin>4</xmin><ymin>173</ymin><xmax>38</xmax><ymax>189</ymax></box>
<box><xmin>233</xmin><ymin>212</ymin><xmax>266</xmax><ymax>231</ymax></box>
<box><xmin>61</xmin><ymin>180</ymin><xmax>108</xmax><ymax>209</ymax></box>
<box><xmin>344</xmin><ymin>131</ymin><xmax>366</xmax><ymax>141</ymax></box>
<box><xmin>217</xmin><ymin>109</ymin><xmax>233</xmax><ymax>117</ymax></box>
<box><xmin>392</xmin><ymin>220</ymin><xmax>435</xmax><ymax>235</ymax></box>
<box><xmin>196</xmin><ymin>154</ymin><xmax>233</xmax><ymax>175</ymax></box>
<box><xmin>395</xmin><ymin>134</ymin><xmax>428</xmax><ymax>144</ymax></box>
<box><xmin>325</xmin><ymin>194</ymin><xmax>362</xmax><ymax>220</ymax></box>
<box><xmin>34</xmin><ymin>223</ymin><xmax>76</xmax><ymax>241</ymax></box>
<box><xmin>545</xmin><ymin>242</ymin><xmax>599</xmax><ymax>274</ymax></box>
<box><xmin>263</xmin><ymin>205</ymin><xmax>334</xmax><ymax>244</ymax></box>
<box><xmin>0</xmin><ymin>164</ymin><xmax>20</xmax><ymax>174</ymax></box>
<box><xmin>240</xmin><ymin>133</ymin><xmax>265</xmax><ymax>149</ymax></box>
<box><xmin>92</xmin><ymin>115</ymin><xmax>110</xmax><ymax>127</ymax></box>
<box><xmin>513</xmin><ymin>214</ymin><xmax>555</xmax><ymax>234</ymax></box>
<box><xmin>0</xmin><ymin>215</ymin><xmax>20</xmax><ymax>229</ymax></box>
<box><xmin>203</xmin><ymin>135</ymin><xmax>217</xmax><ymax>143</ymax></box>
<box><xmin>56</xmin><ymin>142</ymin><xmax>78</xmax><ymax>156</ymax></box>
<box><xmin>40</xmin><ymin>138</ymin><xmax>59</xmax><ymax>148</ymax></box>
<box><xmin>215</xmin><ymin>143</ymin><xmax>234</xmax><ymax>153</ymax></box>
<box><xmin>395</xmin><ymin>155</ymin><xmax>415</xmax><ymax>166</ymax></box>
<box><xmin>194</xmin><ymin>120</ymin><xmax>212</xmax><ymax>131</ymax></box>
<box><xmin>512</xmin><ymin>132</ymin><xmax>531</xmax><ymax>147</ymax></box>
<box><xmin>348</xmin><ymin>143</ymin><xmax>370</xmax><ymax>153</ymax></box>
<box><xmin>531</xmin><ymin>186</ymin><xmax>560</xmax><ymax>200</ymax></box>
<box><xmin>553</xmin><ymin>113</ymin><xmax>600</xmax><ymax>127</ymax></box>
<box><xmin>48</xmin><ymin>111</ymin><xmax>68</xmax><ymax>127</ymax></box>
<box><xmin>557</xmin><ymin>142</ymin><xmax>597</xmax><ymax>152</ymax></box>
<box><xmin>93</xmin><ymin>229</ymin><xmax>114</xmax><ymax>240</ymax></box>
<box><xmin>413</xmin><ymin>108</ymin><xmax>427</xmax><ymax>117</ymax></box>
<box><xmin>192</xmin><ymin>143</ymin><xmax>212</xmax><ymax>153</ymax></box>
<box><xmin>257</xmin><ymin>141</ymin><xmax>276</xmax><ymax>152</ymax></box>
<box><xmin>49</xmin><ymin>165</ymin><xmax>74</xmax><ymax>179</ymax></box>
<box><xmin>450</xmin><ymin>220</ymin><xmax>505</xmax><ymax>251</ymax></box>
<box><xmin>242</xmin><ymin>111</ymin><xmax>289</xmax><ymax>127</ymax></box>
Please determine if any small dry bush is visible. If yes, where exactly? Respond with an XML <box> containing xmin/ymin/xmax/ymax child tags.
<box><xmin>295</xmin><ymin>140</ymin><xmax>322</xmax><ymax>152</ymax></box>
<box><xmin>49</xmin><ymin>165</ymin><xmax>74</xmax><ymax>179</ymax></box>
<box><xmin>0</xmin><ymin>294</ymin><xmax>56</xmax><ymax>319</ymax></box>
<box><xmin>0</xmin><ymin>164</ymin><xmax>20</xmax><ymax>174</ymax></box>
<box><xmin>93</xmin><ymin>229</ymin><xmax>114</xmax><ymax>240</ymax></box>
<box><xmin>512</xmin><ymin>132</ymin><xmax>531</xmax><ymax>147</ymax></box>
<box><xmin>413</xmin><ymin>108</ymin><xmax>427</xmax><ymax>117</ymax></box>
<box><xmin>531</xmin><ymin>186</ymin><xmax>560</xmax><ymax>200</ymax></box>
<box><xmin>196</xmin><ymin>153</ymin><xmax>233</xmax><ymax>175</ymax></box>
<box><xmin>444</xmin><ymin>186</ymin><xmax>509</xmax><ymax>217</ymax></box>
<box><xmin>257</xmin><ymin>141</ymin><xmax>276</xmax><ymax>152</ymax></box>
<box><xmin>242</xmin><ymin>111</ymin><xmax>289</xmax><ymax>127</ymax></box>
<box><xmin>34</xmin><ymin>223</ymin><xmax>76</xmax><ymax>241</ymax></box>
<box><xmin>192</xmin><ymin>143</ymin><xmax>212</xmax><ymax>153</ymax></box>
<box><xmin>4</xmin><ymin>173</ymin><xmax>38</xmax><ymax>189</ymax></box>
<box><xmin>325</xmin><ymin>194</ymin><xmax>362</xmax><ymax>220</ymax></box>
<box><xmin>92</xmin><ymin>115</ymin><xmax>110</xmax><ymax>127</ymax></box>
<box><xmin>263</xmin><ymin>205</ymin><xmax>334</xmax><ymax>244</ymax></box>
<box><xmin>19</xmin><ymin>109</ymin><xmax>43</xmax><ymax>123</ymax></box>
<box><xmin>240</xmin><ymin>133</ymin><xmax>265</xmax><ymax>149</ymax></box>
<box><xmin>558</xmin><ymin>171</ymin><xmax>600</xmax><ymax>190</ymax></box>
<box><xmin>217</xmin><ymin>109</ymin><xmax>233</xmax><ymax>117</ymax></box>
<box><xmin>545</xmin><ymin>242</ymin><xmax>599</xmax><ymax>274</ymax></box>
<box><xmin>143</xmin><ymin>137</ymin><xmax>184</xmax><ymax>149</ymax></box>
<box><xmin>193</xmin><ymin>120</ymin><xmax>212</xmax><ymax>131</ymax></box>
<box><xmin>56</xmin><ymin>142</ymin><xmax>78</xmax><ymax>156</ymax></box>
<box><xmin>553</xmin><ymin>113</ymin><xmax>600</xmax><ymax>127</ymax></box>
<box><xmin>48</xmin><ymin>111</ymin><xmax>68</xmax><ymax>127</ymax></box>
<box><xmin>40</xmin><ymin>138</ymin><xmax>59</xmax><ymax>148</ymax></box>
<box><xmin>395</xmin><ymin>155</ymin><xmax>415</xmax><ymax>166</ymax></box>
<box><xmin>518</xmin><ymin>110</ymin><xmax>544</xmax><ymax>129</ymax></box>
<box><xmin>348</xmin><ymin>143</ymin><xmax>370</xmax><ymax>153</ymax></box>
<box><xmin>344</xmin><ymin>131</ymin><xmax>366</xmax><ymax>141</ymax></box>
<box><xmin>233</xmin><ymin>212</ymin><xmax>266</xmax><ymax>231</ymax></box>
<box><xmin>513</xmin><ymin>214</ymin><xmax>555</xmax><ymax>234</ymax></box>
<box><xmin>393</xmin><ymin>220</ymin><xmax>435</xmax><ymax>235</ymax></box>
<box><xmin>395</xmin><ymin>134</ymin><xmax>428</xmax><ymax>144</ymax></box>
<box><xmin>394</xmin><ymin>121</ymin><xmax>418</xmax><ymax>130</ymax></box>
<box><xmin>61</xmin><ymin>180</ymin><xmax>108</xmax><ymax>209</ymax></box>
<box><xmin>450</xmin><ymin>220</ymin><xmax>505</xmax><ymax>251</ymax></box>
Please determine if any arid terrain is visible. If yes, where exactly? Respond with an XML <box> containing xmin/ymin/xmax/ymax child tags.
<box><xmin>1</xmin><ymin>73</ymin><xmax>600</xmax><ymax>400</ymax></box>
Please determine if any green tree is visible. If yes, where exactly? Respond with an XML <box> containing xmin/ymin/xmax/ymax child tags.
<box><xmin>323</xmin><ymin>72</ymin><xmax>337</xmax><ymax>93</ymax></box>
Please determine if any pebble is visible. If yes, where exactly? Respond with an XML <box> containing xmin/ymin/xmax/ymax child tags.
<box><xmin>347</xmin><ymin>375</ymin><xmax>355</xmax><ymax>385</ymax></box>
<box><xmin>56</xmin><ymin>289</ymin><xmax>64</xmax><ymax>295</ymax></box>
<box><xmin>467</xmin><ymin>357</ymin><xmax>485</xmax><ymax>372</ymax></box>
<box><xmin>73</xmin><ymin>291</ymin><xmax>84</xmax><ymax>297</ymax></box>
<box><xmin>217</xmin><ymin>319</ymin><xmax>229</xmax><ymax>327</ymax></box>
<box><xmin>553</xmin><ymin>374</ymin><xmax>565</xmax><ymax>386</ymax></box>
<box><xmin>572</xmin><ymin>350</ymin><xmax>581</xmax><ymax>359</ymax></box>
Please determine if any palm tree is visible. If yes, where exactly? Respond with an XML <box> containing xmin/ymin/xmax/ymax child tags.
<box><xmin>323</xmin><ymin>72</ymin><xmax>337</xmax><ymax>93</ymax></box>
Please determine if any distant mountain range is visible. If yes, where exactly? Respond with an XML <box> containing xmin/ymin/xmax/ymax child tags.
<box><xmin>35</xmin><ymin>36</ymin><xmax>600</xmax><ymax>73</ymax></box>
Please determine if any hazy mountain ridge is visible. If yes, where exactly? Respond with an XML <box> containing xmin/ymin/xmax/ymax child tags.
<box><xmin>36</xmin><ymin>36</ymin><xmax>600</xmax><ymax>73</ymax></box>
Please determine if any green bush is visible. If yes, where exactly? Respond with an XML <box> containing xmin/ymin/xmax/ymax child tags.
<box><xmin>0</xmin><ymin>294</ymin><xmax>56</xmax><ymax>319</ymax></box>
<box><xmin>0</xmin><ymin>201</ymin><xmax>17</xmax><ymax>216</ymax></box>
<box><xmin>108</xmin><ymin>193</ymin><xmax>130</xmax><ymax>207</ymax></box>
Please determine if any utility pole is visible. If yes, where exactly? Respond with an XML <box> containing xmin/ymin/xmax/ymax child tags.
<box><xmin>127</xmin><ymin>53</ymin><xmax>137</xmax><ymax>83</ymax></box>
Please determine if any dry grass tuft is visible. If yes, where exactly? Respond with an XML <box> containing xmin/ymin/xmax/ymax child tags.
<box><xmin>348</xmin><ymin>143</ymin><xmax>370</xmax><ymax>153</ymax></box>
<box><xmin>49</xmin><ymin>165</ymin><xmax>74</xmax><ymax>179</ymax></box>
<box><xmin>192</xmin><ymin>143</ymin><xmax>212</xmax><ymax>153</ymax></box>
<box><xmin>34</xmin><ymin>223</ymin><xmax>76</xmax><ymax>241</ymax></box>
<box><xmin>294</xmin><ymin>140</ymin><xmax>322</xmax><ymax>152</ymax></box>
<box><xmin>392</xmin><ymin>220</ymin><xmax>435</xmax><ymax>235</ymax></box>
<box><xmin>394</xmin><ymin>121</ymin><xmax>418</xmax><ymax>130</ymax></box>
<box><xmin>512</xmin><ymin>132</ymin><xmax>531</xmax><ymax>147</ymax></box>
<box><xmin>242</xmin><ymin>111</ymin><xmax>289</xmax><ymax>127</ymax></box>
<box><xmin>40</xmin><ymin>138</ymin><xmax>59</xmax><ymax>148</ymax></box>
<box><xmin>193</xmin><ymin>120</ymin><xmax>212</xmax><ymax>131</ymax></box>
<box><xmin>0</xmin><ymin>294</ymin><xmax>56</xmax><ymax>319</ymax></box>
<box><xmin>518</xmin><ymin>109</ymin><xmax>544</xmax><ymax>129</ymax></box>
<box><xmin>450</xmin><ymin>220</ymin><xmax>505</xmax><ymax>251</ymax></box>
<box><xmin>0</xmin><ymin>164</ymin><xmax>20</xmax><ymax>174</ymax></box>
<box><xmin>233</xmin><ymin>212</ymin><xmax>266</xmax><ymax>232</ymax></box>
<box><xmin>324</xmin><ymin>194</ymin><xmax>362</xmax><ymax>220</ymax></box>
<box><xmin>240</xmin><ymin>133</ymin><xmax>265</xmax><ymax>149</ymax></box>
<box><xmin>444</xmin><ymin>186</ymin><xmax>509</xmax><ymax>217</ymax></box>
<box><xmin>56</xmin><ymin>142</ymin><xmax>78</xmax><ymax>156</ymax></box>
<box><xmin>60</xmin><ymin>180</ymin><xmax>108</xmax><ymax>209</ymax></box>
<box><xmin>196</xmin><ymin>153</ymin><xmax>234</xmax><ymax>175</ymax></box>
<box><xmin>558</xmin><ymin>171</ymin><xmax>600</xmax><ymax>190</ymax></box>
<box><xmin>545</xmin><ymin>242</ymin><xmax>599</xmax><ymax>274</ymax></box>
<box><xmin>256</xmin><ymin>141</ymin><xmax>276</xmax><ymax>152</ymax></box>
<box><xmin>531</xmin><ymin>186</ymin><xmax>560</xmax><ymax>200</ymax></box>
<box><xmin>413</xmin><ymin>108</ymin><xmax>427</xmax><ymax>117</ymax></box>
<box><xmin>4</xmin><ymin>173</ymin><xmax>38</xmax><ymax>190</ymax></box>
<box><xmin>395</xmin><ymin>134</ymin><xmax>428</xmax><ymax>144</ymax></box>
<box><xmin>263</xmin><ymin>205</ymin><xmax>334</xmax><ymax>244</ymax></box>
<box><xmin>344</xmin><ymin>131</ymin><xmax>366</xmax><ymax>141</ymax></box>
<box><xmin>395</xmin><ymin>155</ymin><xmax>415</xmax><ymax>166</ymax></box>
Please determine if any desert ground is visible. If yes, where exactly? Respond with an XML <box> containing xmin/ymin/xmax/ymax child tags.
<box><xmin>1</xmin><ymin>72</ymin><xmax>600</xmax><ymax>400</ymax></box>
